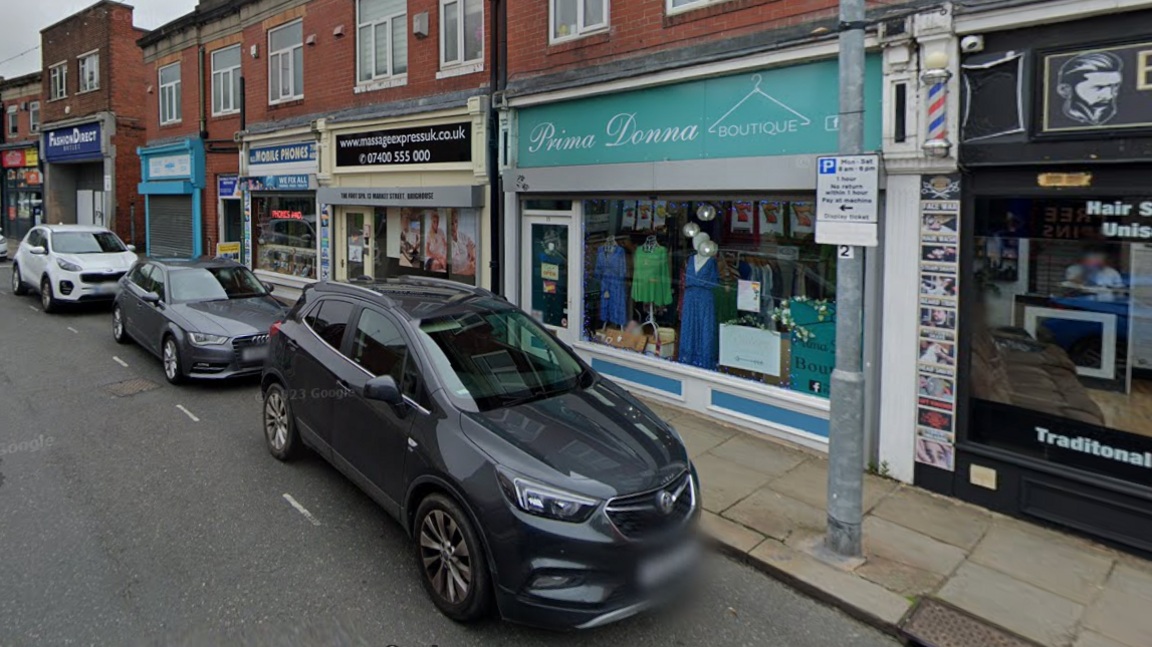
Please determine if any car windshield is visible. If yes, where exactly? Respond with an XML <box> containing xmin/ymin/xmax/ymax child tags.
<box><xmin>416</xmin><ymin>308</ymin><xmax>586</xmax><ymax>412</ymax></box>
<box><xmin>52</xmin><ymin>232</ymin><xmax>127</xmax><ymax>254</ymax></box>
<box><xmin>169</xmin><ymin>267</ymin><xmax>268</xmax><ymax>303</ymax></box>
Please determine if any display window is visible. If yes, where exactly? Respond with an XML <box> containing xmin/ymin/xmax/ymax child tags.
<box><xmin>579</xmin><ymin>196</ymin><xmax>839</xmax><ymax>399</ymax></box>
<box><xmin>970</xmin><ymin>196</ymin><xmax>1152</xmax><ymax>485</ymax></box>
<box><xmin>253</xmin><ymin>194</ymin><xmax>318</xmax><ymax>279</ymax></box>
<box><xmin>338</xmin><ymin>206</ymin><xmax>479</xmax><ymax>286</ymax></box>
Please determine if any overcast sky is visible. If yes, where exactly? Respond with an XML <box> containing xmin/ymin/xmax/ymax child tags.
<box><xmin>0</xmin><ymin>0</ymin><xmax>198</xmax><ymax>79</ymax></box>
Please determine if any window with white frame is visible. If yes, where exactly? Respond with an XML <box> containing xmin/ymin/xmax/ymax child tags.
<box><xmin>78</xmin><ymin>52</ymin><xmax>99</xmax><ymax>92</ymax></box>
<box><xmin>159</xmin><ymin>63</ymin><xmax>182</xmax><ymax>125</ymax></box>
<box><xmin>358</xmin><ymin>0</ymin><xmax>408</xmax><ymax>82</ymax></box>
<box><xmin>49</xmin><ymin>62</ymin><xmax>67</xmax><ymax>100</ymax></box>
<box><xmin>29</xmin><ymin>101</ymin><xmax>39</xmax><ymax>133</ymax></box>
<box><xmin>551</xmin><ymin>0</ymin><xmax>608</xmax><ymax>42</ymax></box>
<box><xmin>211</xmin><ymin>45</ymin><xmax>242</xmax><ymax>116</ymax></box>
<box><xmin>6</xmin><ymin>106</ymin><xmax>17</xmax><ymax>137</ymax></box>
<box><xmin>269</xmin><ymin>20</ymin><xmax>304</xmax><ymax>103</ymax></box>
<box><xmin>667</xmin><ymin>0</ymin><xmax>722</xmax><ymax>13</ymax></box>
<box><xmin>440</xmin><ymin>0</ymin><xmax>483</xmax><ymax>69</ymax></box>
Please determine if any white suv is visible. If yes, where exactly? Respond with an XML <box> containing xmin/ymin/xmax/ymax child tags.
<box><xmin>11</xmin><ymin>225</ymin><xmax>137</xmax><ymax>312</ymax></box>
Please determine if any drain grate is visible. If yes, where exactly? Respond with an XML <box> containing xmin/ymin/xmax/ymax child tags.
<box><xmin>103</xmin><ymin>378</ymin><xmax>161</xmax><ymax>397</ymax></box>
<box><xmin>902</xmin><ymin>598</ymin><xmax>1043</xmax><ymax>647</ymax></box>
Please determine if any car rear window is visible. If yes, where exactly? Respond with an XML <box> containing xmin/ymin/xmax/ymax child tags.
<box><xmin>305</xmin><ymin>300</ymin><xmax>355</xmax><ymax>349</ymax></box>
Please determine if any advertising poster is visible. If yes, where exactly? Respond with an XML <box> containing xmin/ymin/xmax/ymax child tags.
<box><xmin>737</xmin><ymin>280</ymin><xmax>761</xmax><ymax>312</ymax></box>
<box><xmin>915</xmin><ymin>175</ymin><xmax>961</xmax><ymax>471</ymax></box>
<box><xmin>759</xmin><ymin>201</ymin><xmax>787</xmax><ymax>237</ymax></box>
<box><xmin>719</xmin><ymin>325</ymin><xmax>782</xmax><ymax>375</ymax></box>
<box><xmin>789</xmin><ymin>202</ymin><xmax>816</xmax><ymax>238</ymax></box>
<box><xmin>449</xmin><ymin>208</ymin><xmax>478</xmax><ymax>278</ymax></box>
<box><xmin>423</xmin><ymin>209</ymin><xmax>449</xmax><ymax>273</ymax></box>
<box><xmin>789</xmin><ymin>300</ymin><xmax>836</xmax><ymax>398</ymax></box>
<box><xmin>730</xmin><ymin>201</ymin><xmax>754</xmax><ymax>232</ymax></box>
<box><xmin>399</xmin><ymin>208</ymin><xmax>425</xmax><ymax>269</ymax></box>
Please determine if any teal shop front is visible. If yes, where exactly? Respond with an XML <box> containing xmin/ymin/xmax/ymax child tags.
<box><xmin>505</xmin><ymin>54</ymin><xmax>882</xmax><ymax>450</ymax></box>
<box><xmin>138</xmin><ymin>139</ymin><xmax>207</xmax><ymax>259</ymax></box>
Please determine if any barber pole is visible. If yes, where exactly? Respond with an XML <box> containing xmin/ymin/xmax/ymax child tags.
<box><xmin>927</xmin><ymin>81</ymin><xmax>947</xmax><ymax>141</ymax></box>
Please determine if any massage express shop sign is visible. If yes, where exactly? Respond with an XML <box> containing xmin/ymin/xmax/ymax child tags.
<box><xmin>516</xmin><ymin>57</ymin><xmax>882</xmax><ymax>168</ymax></box>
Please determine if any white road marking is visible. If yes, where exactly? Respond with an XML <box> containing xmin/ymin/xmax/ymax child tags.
<box><xmin>112</xmin><ymin>356</ymin><xmax>129</xmax><ymax>368</ymax></box>
<box><xmin>283</xmin><ymin>494</ymin><xmax>321</xmax><ymax>526</ymax></box>
<box><xmin>175</xmin><ymin>405</ymin><xmax>200</xmax><ymax>423</ymax></box>
<box><xmin>29</xmin><ymin>305</ymin><xmax>39</xmax><ymax>312</ymax></box>
<box><xmin>67</xmin><ymin>327</ymin><xmax>79</xmax><ymax>334</ymax></box>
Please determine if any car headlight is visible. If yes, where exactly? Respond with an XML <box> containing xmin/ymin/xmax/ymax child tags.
<box><xmin>497</xmin><ymin>469</ymin><xmax>600</xmax><ymax>522</ymax></box>
<box><xmin>188</xmin><ymin>332</ymin><xmax>229</xmax><ymax>346</ymax></box>
<box><xmin>56</xmin><ymin>259</ymin><xmax>83</xmax><ymax>272</ymax></box>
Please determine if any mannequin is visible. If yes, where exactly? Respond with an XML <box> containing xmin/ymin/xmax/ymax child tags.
<box><xmin>680</xmin><ymin>236</ymin><xmax>720</xmax><ymax>369</ymax></box>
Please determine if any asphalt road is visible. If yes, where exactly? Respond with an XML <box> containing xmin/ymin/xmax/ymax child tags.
<box><xmin>0</xmin><ymin>262</ymin><xmax>899</xmax><ymax>647</ymax></box>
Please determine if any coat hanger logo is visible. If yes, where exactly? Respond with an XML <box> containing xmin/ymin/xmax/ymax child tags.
<box><xmin>709</xmin><ymin>74</ymin><xmax>813</xmax><ymax>138</ymax></box>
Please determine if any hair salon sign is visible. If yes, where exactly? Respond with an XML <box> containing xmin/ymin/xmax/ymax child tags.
<box><xmin>516</xmin><ymin>57</ymin><xmax>882</xmax><ymax>168</ymax></box>
<box><xmin>1042</xmin><ymin>41</ymin><xmax>1152</xmax><ymax>134</ymax></box>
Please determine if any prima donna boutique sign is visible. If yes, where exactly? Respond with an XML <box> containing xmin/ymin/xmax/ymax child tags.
<box><xmin>1042</xmin><ymin>40</ymin><xmax>1152</xmax><ymax>134</ymax></box>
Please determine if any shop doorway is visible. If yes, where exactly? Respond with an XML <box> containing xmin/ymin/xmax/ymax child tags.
<box><xmin>521</xmin><ymin>209</ymin><xmax>578</xmax><ymax>345</ymax></box>
<box><xmin>338</xmin><ymin>210</ymin><xmax>372</xmax><ymax>282</ymax></box>
<box><xmin>77</xmin><ymin>190</ymin><xmax>105</xmax><ymax>228</ymax></box>
<box><xmin>220</xmin><ymin>199</ymin><xmax>243</xmax><ymax>261</ymax></box>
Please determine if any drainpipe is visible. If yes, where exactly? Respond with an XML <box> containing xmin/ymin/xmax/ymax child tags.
<box><xmin>487</xmin><ymin>0</ymin><xmax>505</xmax><ymax>295</ymax></box>
<box><xmin>198</xmin><ymin>46</ymin><xmax>207</xmax><ymax>139</ymax></box>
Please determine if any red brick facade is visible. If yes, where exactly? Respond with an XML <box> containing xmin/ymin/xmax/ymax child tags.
<box><xmin>0</xmin><ymin>75</ymin><xmax>44</xmax><ymax>147</ymax></box>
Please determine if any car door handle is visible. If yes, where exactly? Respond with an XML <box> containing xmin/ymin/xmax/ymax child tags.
<box><xmin>285</xmin><ymin>338</ymin><xmax>300</xmax><ymax>351</ymax></box>
<box><xmin>336</xmin><ymin>379</ymin><xmax>354</xmax><ymax>394</ymax></box>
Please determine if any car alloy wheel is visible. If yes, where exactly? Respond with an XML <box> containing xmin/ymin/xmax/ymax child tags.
<box><xmin>163</xmin><ymin>338</ymin><xmax>182</xmax><ymax>384</ymax></box>
<box><xmin>113</xmin><ymin>307</ymin><xmax>128</xmax><ymax>343</ymax></box>
<box><xmin>40</xmin><ymin>278</ymin><xmax>55</xmax><ymax>313</ymax></box>
<box><xmin>420</xmin><ymin>509</ymin><xmax>473</xmax><ymax>604</ymax></box>
<box><xmin>10</xmin><ymin>265</ymin><xmax>19</xmax><ymax>293</ymax></box>
<box><xmin>265</xmin><ymin>389</ymin><xmax>289</xmax><ymax>452</ymax></box>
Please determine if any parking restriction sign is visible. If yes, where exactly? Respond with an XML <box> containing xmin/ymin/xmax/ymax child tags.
<box><xmin>815</xmin><ymin>154</ymin><xmax>880</xmax><ymax>247</ymax></box>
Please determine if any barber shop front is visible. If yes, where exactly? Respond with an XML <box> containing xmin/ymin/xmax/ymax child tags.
<box><xmin>504</xmin><ymin>52</ymin><xmax>884</xmax><ymax>450</ymax></box>
<box><xmin>920</xmin><ymin>14</ymin><xmax>1152</xmax><ymax>554</ymax></box>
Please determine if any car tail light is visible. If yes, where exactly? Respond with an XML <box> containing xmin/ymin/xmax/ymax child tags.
<box><xmin>270</xmin><ymin>321</ymin><xmax>283</xmax><ymax>337</ymax></box>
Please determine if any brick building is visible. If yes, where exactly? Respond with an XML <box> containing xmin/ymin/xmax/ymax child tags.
<box><xmin>38</xmin><ymin>0</ymin><xmax>149</xmax><ymax>246</ymax></box>
<box><xmin>141</xmin><ymin>0</ymin><xmax>494</xmax><ymax>300</ymax></box>
<box><xmin>1</xmin><ymin>73</ymin><xmax>45</xmax><ymax>240</ymax></box>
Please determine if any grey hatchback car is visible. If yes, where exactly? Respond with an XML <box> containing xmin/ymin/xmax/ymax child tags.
<box><xmin>113</xmin><ymin>258</ymin><xmax>287</xmax><ymax>384</ymax></box>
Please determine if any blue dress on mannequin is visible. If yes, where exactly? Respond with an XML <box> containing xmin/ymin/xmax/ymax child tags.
<box><xmin>595</xmin><ymin>244</ymin><xmax>628</xmax><ymax>326</ymax></box>
<box><xmin>680</xmin><ymin>254</ymin><xmax>719</xmax><ymax>369</ymax></box>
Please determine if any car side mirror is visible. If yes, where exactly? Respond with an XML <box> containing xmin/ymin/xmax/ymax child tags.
<box><xmin>28</xmin><ymin>246</ymin><xmax>46</xmax><ymax>256</ymax></box>
<box><xmin>141</xmin><ymin>292</ymin><xmax>161</xmax><ymax>305</ymax></box>
<box><xmin>364</xmin><ymin>375</ymin><xmax>403</xmax><ymax>405</ymax></box>
<box><xmin>126</xmin><ymin>244</ymin><xmax>137</xmax><ymax>252</ymax></box>
<box><xmin>262</xmin><ymin>282</ymin><xmax>275</xmax><ymax>294</ymax></box>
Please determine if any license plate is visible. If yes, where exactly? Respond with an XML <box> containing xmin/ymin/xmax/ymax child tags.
<box><xmin>638</xmin><ymin>541</ymin><xmax>700</xmax><ymax>589</ymax></box>
<box><xmin>240</xmin><ymin>346</ymin><xmax>268</xmax><ymax>363</ymax></box>
<box><xmin>94</xmin><ymin>284</ymin><xmax>117</xmax><ymax>294</ymax></box>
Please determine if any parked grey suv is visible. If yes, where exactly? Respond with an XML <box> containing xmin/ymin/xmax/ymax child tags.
<box><xmin>261</xmin><ymin>278</ymin><xmax>701</xmax><ymax>630</ymax></box>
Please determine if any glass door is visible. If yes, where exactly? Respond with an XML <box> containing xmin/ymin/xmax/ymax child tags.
<box><xmin>339</xmin><ymin>209</ymin><xmax>372</xmax><ymax>281</ymax></box>
<box><xmin>522</xmin><ymin>213</ymin><xmax>576</xmax><ymax>344</ymax></box>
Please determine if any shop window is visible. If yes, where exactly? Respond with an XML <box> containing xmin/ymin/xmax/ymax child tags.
<box><xmin>6</xmin><ymin>105</ymin><xmax>16</xmax><ymax>137</ymax></box>
<box><xmin>440</xmin><ymin>0</ymin><xmax>483</xmax><ymax>70</ymax></box>
<box><xmin>159</xmin><ymin>63</ymin><xmax>182</xmax><ymax>125</ymax></box>
<box><xmin>970</xmin><ymin>196</ymin><xmax>1152</xmax><ymax>485</ymax></box>
<box><xmin>551</xmin><ymin>0</ymin><xmax>608</xmax><ymax>43</ymax></box>
<box><xmin>253</xmin><ymin>194</ymin><xmax>317</xmax><ymax>280</ymax></box>
<box><xmin>49</xmin><ymin>62</ymin><xmax>67</xmax><ymax>100</ymax></box>
<box><xmin>269</xmin><ymin>20</ymin><xmax>304</xmax><ymax>103</ymax></box>
<box><xmin>211</xmin><ymin>45</ymin><xmax>242</xmax><ymax>116</ymax></box>
<box><xmin>29</xmin><ymin>101</ymin><xmax>39</xmax><ymax>133</ymax></box>
<box><xmin>351</xmin><ymin>206</ymin><xmax>479</xmax><ymax>285</ymax></box>
<box><xmin>358</xmin><ymin>0</ymin><xmax>408</xmax><ymax>82</ymax></box>
<box><xmin>78</xmin><ymin>51</ymin><xmax>99</xmax><ymax>93</ymax></box>
<box><xmin>580</xmin><ymin>198</ymin><xmax>837</xmax><ymax>399</ymax></box>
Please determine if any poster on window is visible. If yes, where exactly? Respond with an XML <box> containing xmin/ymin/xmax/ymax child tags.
<box><xmin>449</xmin><ymin>208</ymin><xmax>478</xmax><ymax>278</ymax></box>
<box><xmin>759</xmin><ymin>201</ymin><xmax>786</xmax><ymax>237</ymax></box>
<box><xmin>637</xmin><ymin>201</ymin><xmax>654</xmax><ymax>231</ymax></box>
<box><xmin>398</xmin><ymin>208</ymin><xmax>424</xmax><ymax>268</ymax></box>
<box><xmin>737</xmin><ymin>280</ymin><xmax>761</xmax><ymax>312</ymax></box>
<box><xmin>719</xmin><ymin>324</ymin><xmax>782</xmax><ymax>375</ymax></box>
<box><xmin>654</xmin><ymin>201</ymin><xmax>669</xmax><ymax>230</ymax></box>
<box><xmin>422</xmin><ymin>209</ymin><xmax>449</xmax><ymax>273</ymax></box>
<box><xmin>621</xmin><ymin>202</ymin><xmax>637</xmax><ymax>230</ymax></box>
<box><xmin>730</xmin><ymin>201</ymin><xmax>754</xmax><ymax>232</ymax></box>
<box><xmin>789</xmin><ymin>202</ymin><xmax>816</xmax><ymax>238</ymax></box>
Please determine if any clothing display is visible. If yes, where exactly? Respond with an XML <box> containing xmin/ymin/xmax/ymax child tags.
<box><xmin>632</xmin><ymin>244</ymin><xmax>673</xmax><ymax>306</ymax></box>
<box><xmin>713</xmin><ymin>278</ymin><xmax>739</xmax><ymax>324</ymax></box>
<box><xmin>594</xmin><ymin>243</ymin><xmax>629</xmax><ymax>326</ymax></box>
<box><xmin>680</xmin><ymin>255</ymin><xmax>720</xmax><ymax>369</ymax></box>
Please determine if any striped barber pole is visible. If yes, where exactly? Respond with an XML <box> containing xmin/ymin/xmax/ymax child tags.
<box><xmin>927</xmin><ymin>81</ymin><xmax>947</xmax><ymax>140</ymax></box>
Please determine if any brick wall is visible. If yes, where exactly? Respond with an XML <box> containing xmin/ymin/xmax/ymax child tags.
<box><xmin>41</xmin><ymin>3</ymin><xmax>116</xmax><ymax>124</ymax></box>
<box><xmin>113</xmin><ymin>117</ymin><xmax>147</xmax><ymax>245</ymax></box>
<box><xmin>1</xmin><ymin>79</ymin><xmax>45</xmax><ymax>145</ymax></box>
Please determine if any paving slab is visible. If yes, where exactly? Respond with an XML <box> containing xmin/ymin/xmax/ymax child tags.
<box><xmin>938</xmin><ymin>562</ymin><xmax>1084</xmax><ymax>647</ymax></box>
<box><xmin>1083</xmin><ymin>587</ymin><xmax>1152</xmax><ymax>647</ymax></box>
<box><xmin>856</xmin><ymin>555</ymin><xmax>945</xmax><ymax>597</ymax></box>
<box><xmin>675</xmin><ymin>419</ymin><xmax>739</xmax><ymax>459</ymax></box>
<box><xmin>1106</xmin><ymin>562</ymin><xmax>1152</xmax><ymax>602</ymax></box>
<box><xmin>871</xmin><ymin>486</ymin><xmax>992</xmax><ymax>550</ymax></box>
<box><xmin>692</xmin><ymin>453</ymin><xmax>773</xmax><ymax>514</ymax></box>
<box><xmin>723</xmin><ymin>487</ymin><xmax>825</xmax><ymax>542</ymax></box>
<box><xmin>863</xmin><ymin>516</ymin><xmax>967</xmax><ymax>576</ymax></box>
<box><xmin>768</xmin><ymin>459</ymin><xmax>899</xmax><ymax>513</ymax></box>
<box><xmin>749</xmin><ymin>539</ymin><xmax>912</xmax><ymax>628</ymax></box>
<box><xmin>638</xmin><ymin>399</ymin><xmax>686</xmax><ymax>422</ymax></box>
<box><xmin>970</xmin><ymin>523</ymin><xmax>1114</xmax><ymax>605</ymax></box>
<box><xmin>1075</xmin><ymin>631</ymin><xmax>1135</xmax><ymax>647</ymax></box>
<box><xmin>706</xmin><ymin>433</ymin><xmax>811</xmax><ymax>479</ymax></box>
<box><xmin>701</xmin><ymin>511</ymin><xmax>765</xmax><ymax>553</ymax></box>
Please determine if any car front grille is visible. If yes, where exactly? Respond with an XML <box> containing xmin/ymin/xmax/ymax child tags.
<box><xmin>81</xmin><ymin>272</ymin><xmax>126</xmax><ymax>284</ymax></box>
<box><xmin>605</xmin><ymin>471</ymin><xmax>695</xmax><ymax>541</ymax></box>
<box><xmin>233</xmin><ymin>334</ymin><xmax>271</xmax><ymax>367</ymax></box>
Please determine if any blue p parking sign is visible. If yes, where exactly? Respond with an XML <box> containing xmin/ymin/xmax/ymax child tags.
<box><xmin>819</xmin><ymin>158</ymin><xmax>837</xmax><ymax>174</ymax></box>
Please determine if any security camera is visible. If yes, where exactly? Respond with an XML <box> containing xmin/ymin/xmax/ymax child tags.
<box><xmin>960</xmin><ymin>35</ymin><xmax>984</xmax><ymax>54</ymax></box>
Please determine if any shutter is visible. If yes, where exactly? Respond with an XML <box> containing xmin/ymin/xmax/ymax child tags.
<box><xmin>148</xmin><ymin>195</ymin><xmax>195</xmax><ymax>258</ymax></box>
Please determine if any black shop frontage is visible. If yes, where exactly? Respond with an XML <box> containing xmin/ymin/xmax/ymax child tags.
<box><xmin>921</xmin><ymin>13</ymin><xmax>1152</xmax><ymax>555</ymax></box>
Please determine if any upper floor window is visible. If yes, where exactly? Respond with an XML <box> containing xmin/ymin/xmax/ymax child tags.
<box><xmin>358</xmin><ymin>0</ymin><xmax>408</xmax><ymax>82</ymax></box>
<box><xmin>29</xmin><ymin>101</ymin><xmax>40</xmax><ymax>133</ymax></box>
<box><xmin>211</xmin><ymin>45</ymin><xmax>242</xmax><ymax>116</ymax></box>
<box><xmin>269</xmin><ymin>20</ymin><xmax>304</xmax><ymax>103</ymax></box>
<box><xmin>159</xmin><ymin>63</ymin><xmax>182</xmax><ymax>125</ymax></box>
<box><xmin>667</xmin><ymin>0</ymin><xmax>722</xmax><ymax>13</ymax></box>
<box><xmin>440</xmin><ymin>0</ymin><xmax>483</xmax><ymax>69</ymax></box>
<box><xmin>6</xmin><ymin>106</ymin><xmax>17</xmax><ymax>137</ymax></box>
<box><xmin>49</xmin><ymin>62</ymin><xmax>67</xmax><ymax>100</ymax></box>
<box><xmin>78</xmin><ymin>51</ymin><xmax>100</xmax><ymax>92</ymax></box>
<box><xmin>551</xmin><ymin>0</ymin><xmax>608</xmax><ymax>43</ymax></box>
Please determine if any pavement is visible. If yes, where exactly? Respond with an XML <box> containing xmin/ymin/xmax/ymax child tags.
<box><xmin>0</xmin><ymin>260</ymin><xmax>899</xmax><ymax>647</ymax></box>
<box><xmin>638</xmin><ymin>398</ymin><xmax>1152</xmax><ymax>647</ymax></box>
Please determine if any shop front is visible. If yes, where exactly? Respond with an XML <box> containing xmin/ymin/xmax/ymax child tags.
<box><xmin>316</xmin><ymin>102</ymin><xmax>489</xmax><ymax>288</ymax></box>
<box><xmin>216</xmin><ymin>174</ymin><xmax>243</xmax><ymax>262</ymax></box>
<box><xmin>505</xmin><ymin>54</ymin><xmax>883</xmax><ymax>449</ymax></box>
<box><xmin>240</xmin><ymin>137</ymin><xmax>319</xmax><ymax>298</ymax></box>
<box><xmin>1</xmin><ymin>145</ymin><xmax>43</xmax><ymax>240</ymax></box>
<box><xmin>137</xmin><ymin>139</ymin><xmax>206</xmax><ymax>258</ymax></box>
<box><xmin>922</xmin><ymin>15</ymin><xmax>1152</xmax><ymax>554</ymax></box>
<box><xmin>42</xmin><ymin>120</ymin><xmax>110</xmax><ymax>229</ymax></box>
